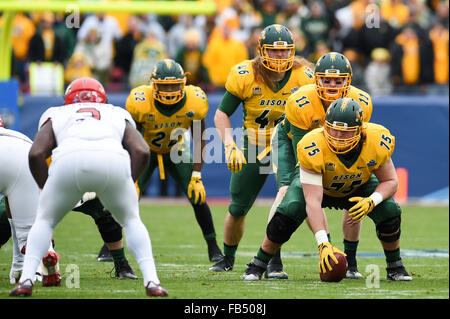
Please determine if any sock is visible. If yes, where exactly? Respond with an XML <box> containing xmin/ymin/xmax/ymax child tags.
<box><xmin>384</xmin><ymin>248</ymin><xmax>401</xmax><ymax>266</ymax></box>
<box><xmin>110</xmin><ymin>247</ymin><xmax>126</xmax><ymax>262</ymax></box>
<box><xmin>123</xmin><ymin>218</ymin><xmax>160</xmax><ymax>286</ymax></box>
<box><xmin>344</xmin><ymin>239</ymin><xmax>359</xmax><ymax>268</ymax></box>
<box><xmin>256</xmin><ymin>247</ymin><xmax>273</xmax><ymax>264</ymax></box>
<box><xmin>193</xmin><ymin>203</ymin><xmax>216</xmax><ymax>239</ymax></box>
<box><xmin>19</xmin><ymin>219</ymin><xmax>53</xmax><ymax>283</ymax></box>
<box><xmin>224</xmin><ymin>243</ymin><xmax>237</xmax><ymax>259</ymax></box>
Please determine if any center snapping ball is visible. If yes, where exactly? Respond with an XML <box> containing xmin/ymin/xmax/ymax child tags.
<box><xmin>320</xmin><ymin>252</ymin><xmax>347</xmax><ymax>282</ymax></box>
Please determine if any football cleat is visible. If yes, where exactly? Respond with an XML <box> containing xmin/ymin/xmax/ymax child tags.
<box><xmin>387</xmin><ymin>265</ymin><xmax>413</xmax><ymax>281</ymax></box>
<box><xmin>241</xmin><ymin>258</ymin><xmax>267</xmax><ymax>281</ymax></box>
<box><xmin>9</xmin><ymin>279</ymin><xmax>34</xmax><ymax>297</ymax></box>
<box><xmin>113</xmin><ymin>258</ymin><xmax>138</xmax><ymax>279</ymax></box>
<box><xmin>42</xmin><ymin>251</ymin><xmax>62</xmax><ymax>287</ymax></box>
<box><xmin>209</xmin><ymin>256</ymin><xmax>234</xmax><ymax>272</ymax></box>
<box><xmin>97</xmin><ymin>244</ymin><xmax>113</xmax><ymax>262</ymax></box>
<box><xmin>265</xmin><ymin>256</ymin><xmax>288</xmax><ymax>279</ymax></box>
<box><xmin>346</xmin><ymin>266</ymin><xmax>363</xmax><ymax>279</ymax></box>
<box><xmin>208</xmin><ymin>242</ymin><xmax>225</xmax><ymax>262</ymax></box>
<box><xmin>145</xmin><ymin>281</ymin><xmax>168</xmax><ymax>297</ymax></box>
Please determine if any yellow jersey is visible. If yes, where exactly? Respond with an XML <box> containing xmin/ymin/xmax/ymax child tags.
<box><xmin>297</xmin><ymin>123</ymin><xmax>395</xmax><ymax>197</ymax></box>
<box><xmin>225</xmin><ymin>60</ymin><xmax>314</xmax><ymax>146</ymax></box>
<box><xmin>126</xmin><ymin>85</ymin><xmax>208</xmax><ymax>154</ymax></box>
<box><xmin>286</xmin><ymin>84</ymin><xmax>373</xmax><ymax>132</ymax></box>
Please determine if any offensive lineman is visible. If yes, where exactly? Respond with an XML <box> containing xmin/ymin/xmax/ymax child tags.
<box><xmin>269</xmin><ymin>52</ymin><xmax>373</xmax><ymax>279</ymax></box>
<box><xmin>241</xmin><ymin>98</ymin><xmax>412</xmax><ymax>282</ymax></box>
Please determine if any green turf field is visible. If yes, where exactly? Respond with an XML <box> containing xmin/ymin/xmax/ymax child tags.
<box><xmin>0</xmin><ymin>203</ymin><xmax>448</xmax><ymax>300</ymax></box>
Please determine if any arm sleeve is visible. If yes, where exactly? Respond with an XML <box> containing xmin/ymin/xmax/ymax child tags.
<box><xmin>290</xmin><ymin>123</ymin><xmax>310</xmax><ymax>162</ymax></box>
<box><xmin>218</xmin><ymin>90</ymin><xmax>243</xmax><ymax>117</ymax></box>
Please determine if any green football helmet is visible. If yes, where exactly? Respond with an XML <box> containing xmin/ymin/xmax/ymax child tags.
<box><xmin>151</xmin><ymin>59</ymin><xmax>186</xmax><ymax>105</ymax></box>
<box><xmin>258</xmin><ymin>24</ymin><xmax>295</xmax><ymax>73</ymax></box>
<box><xmin>324</xmin><ymin>97</ymin><xmax>363</xmax><ymax>154</ymax></box>
<box><xmin>314</xmin><ymin>52</ymin><xmax>352</xmax><ymax>102</ymax></box>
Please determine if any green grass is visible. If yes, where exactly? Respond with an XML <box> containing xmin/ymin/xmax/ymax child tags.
<box><xmin>0</xmin><ymin>203</ymin><xmax>448</xmax><ymax>299</ymax></box>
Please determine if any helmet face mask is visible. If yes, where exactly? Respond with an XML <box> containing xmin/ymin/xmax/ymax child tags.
<box><xmin>151</xmin><ymin>59</ymin><xmax>186</xmax><ymax>105</ymax></box>
<box><xmin>258</xmin><ymin>24</ymin><xmax>295</xmax><ymax>73</ymax></box>
<box><xmin>64</xmin><ymin>77</ymin><xmax>107</xmax><ymax>105</ymax></box>
<box><xmin>314</xmin><ymin>52</ymin><xmax>352</xmax><ymax>102</ymax></box>
<box><xmin>324</xmin><ymin>97</ymin><xmax>363</xmax><ymax>154</ymax></box>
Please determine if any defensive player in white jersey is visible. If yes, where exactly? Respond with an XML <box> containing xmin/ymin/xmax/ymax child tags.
<box><xmin>9</xmin><ymin>78</ymin><xmax>168</xmax><ymax>297</ymax></box>
<box><xmin>0</xmin><ymin>115</ymin><xmax>60</xmax><ymax>286</ymax></box>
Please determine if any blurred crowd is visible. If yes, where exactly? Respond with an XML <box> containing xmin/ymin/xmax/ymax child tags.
<box><xmin>1</xmin><ymin>0</ymin><xmax>449</xmax><ymax>96</ymax></box>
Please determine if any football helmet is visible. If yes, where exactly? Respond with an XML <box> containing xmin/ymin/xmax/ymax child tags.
<box><xmin>324</xmin><ymin>97</ymin><xmax>363</xmax><ymax>154</ymax></box>
<box><xmin>64</xmin><ymin>77</ymin><xmax>107</xmax><ymax>105</ymax></box>
<box><xmin>151</xmin><ymin>59</ymin><xmax>186</xmax><ymax>105</ymax></box>
<box><xmin>314</xmin><ymin>52</ymin><xmax>352</xmax><ymax>102</ymax></box>
<box><xmin>258</xmin><ymin>24</ymin><xmax>295</xmax><ymax>73</ymax></box>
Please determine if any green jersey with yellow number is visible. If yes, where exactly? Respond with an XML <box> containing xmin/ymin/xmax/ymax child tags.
<box><xmin>297</xmin><ymin>123</ymin><xmax>395</xmax><ymax>198</ymax></box>
<box><xmin>225</xmin><ymin>60</ymin><xmax>314</xmax><ymax>147</ymax></box>
<box><xmin>126</xmin><ymin>85</ymin><xmax>208</xmax><ymax>154</ymax></box>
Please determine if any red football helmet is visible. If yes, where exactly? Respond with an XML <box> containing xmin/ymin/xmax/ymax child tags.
<box><xmin>64</xmin><ymin>77</ymin><xmax>107</xmax><ymax>105</ymax></box>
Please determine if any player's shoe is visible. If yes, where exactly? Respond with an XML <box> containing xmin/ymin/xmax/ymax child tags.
<box><xmin>97</xmin><ymin>244</ymin><xmax>113</xmax><ymax>262</ymax></box>
<box><xmin>265</xmin><ymin>256</ymin><xmax>288</xmax><ymax>279</ymax></box>
<box><xmin>9</xmin><ymin>279</ymin><xmax>34</xmax><ymax>297</ymax></box>
<box><xmin>386</xmin><ymin>265</ymin><xmax>413</xmax><ymax>281</ymax></box>
<box><xmin>145</xmin><ymin>281</ymin><xmax>168</xmax><ymax>297</ymax></box>
<box><xmin>207</xmin><ymin>242</ymin><xmax>224</xmax><ymax>262</ymax></box>
<box><xmin>346</xmin><ymin>266</ymin><xmax>363</xmax><ymax>279</ymax></box>
<box><xmin>241</xmin><ymin>258</ymin><xmax>267</xmax><ymax>281</ymax></box>
<box><xmin>42</xmin><ymin>251</ymin><xmax>62</xmax><ymax>287</ymax></box>
<box><xmin>209</xmin><ymin>256</ymin><xmax>234</xmax><ymax>272</ymax></box>
<box><xmin>114</xmin><ymin>258</ymin><xmax>138</xmax><ymax>279</ymax></box>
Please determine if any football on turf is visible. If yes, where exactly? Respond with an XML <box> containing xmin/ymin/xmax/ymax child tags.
<box><xmin>319</xmin><ymin>252</ymin><xmax>347</xmax><ymax>282</ymax></box>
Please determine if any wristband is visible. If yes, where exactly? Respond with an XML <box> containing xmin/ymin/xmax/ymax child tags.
<box><xmin>369</xmin><ymin>192</ymin><xmax>383</xmax><ymax>206</ymax></box>
<box><xmin>192</xmin><ymin>171</ymin><xmax>201</xmax><ymax>178</ymax></box>
<box><xmin>315</xmin><ymin>230</ymin><xmax>328</xmax><ymax>245</ymax></box>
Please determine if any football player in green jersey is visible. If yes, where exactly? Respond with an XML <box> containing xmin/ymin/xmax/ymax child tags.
<box><xmin>268</xmin><ymin>52</ymin><xmax>374</xmax><ymax>279</ymax></box>
<box><xmin>242</xmin><ymin>98</ymin><xmax>412</xmax><ymax>282</ymax></box>
<box><xmin>126</xmin><ymin>59</ymin><xmax>223</xmax><ymax>262</ymax></box>
<box><xmin>211</xmin><ymin>24</ymin><xmax>315</xmax><ymax>273</ymax></box>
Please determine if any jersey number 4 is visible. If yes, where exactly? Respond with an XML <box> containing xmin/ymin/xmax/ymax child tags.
<box><xmin>255</xmin><ymin>110</ymin><xmax>284</xmax><ymax>129</ymax></box>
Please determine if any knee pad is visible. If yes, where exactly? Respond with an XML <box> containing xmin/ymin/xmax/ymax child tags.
<box><xmin>266</xmin><ymin>212</ymin><xmax>300</xmax><ymax>244</ymax></box>
<box><xmin>95</xmin><ymin>213</ymin><xmax>123</xmax><ymax>243</ymax></box>
<box><xmin>376</xmin><ymin>216</ymin><xmax>401</xmax><ymax>243</ymax></box>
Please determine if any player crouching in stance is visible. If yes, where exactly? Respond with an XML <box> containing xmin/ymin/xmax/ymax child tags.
<box><xmin>241</xmin><ymin>98</ymin><xmax>412</xmax><ymax>282</ymax></box>
<box><xmin>10</xmin><ymin>78</ymin><xmax>168</xmax><ymax>297</ymax></box>
<box><xmin>0</xmin><ymin>116</ymin><xmax>61</xmax><ymax>287</ymax></box>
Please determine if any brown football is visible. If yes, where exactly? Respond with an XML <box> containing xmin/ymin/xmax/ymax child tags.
<box><xmin>319</xmin><ymin>252</ymin><xmax>347</xmax><ymax>282</ymax></box>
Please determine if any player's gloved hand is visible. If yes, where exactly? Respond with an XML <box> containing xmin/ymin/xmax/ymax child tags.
<box><xmin>224</xmin><ymin>142</ymin><xmax>247</xmax><ymax>173</ymax></box>
<box><xmin>318</xmin><ymin>242</ymin><xmax>346</xmax><ymax>274</ymax></box>
<box><xmin>348</xmin><ymin>196</ymin><xmax>375</xmax><ymax>222</ymax></box>
<box><xmin>187</xmin><ymin>173</ymin><xmax>206</xmax><ymax>205</ymax></box>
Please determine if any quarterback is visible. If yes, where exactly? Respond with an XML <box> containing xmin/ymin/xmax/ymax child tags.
<box><xmin>242</xmin><ymin>98</ymin><xmax>412</xmax><ymax>282</ymax></box>
<box><xmin>126</xmin><ymin>59</ymin><xmax>223</xmax><ymax>262</ymax></box>
<box><xmin>270</xmin><ymin>52</ymin><xmax>373</xmax><ymax>279</ymax></box>
<box><xmin>211</xmin><ymin>24</ymin><xmax>315</xmax><ymax>273</ymax></box>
